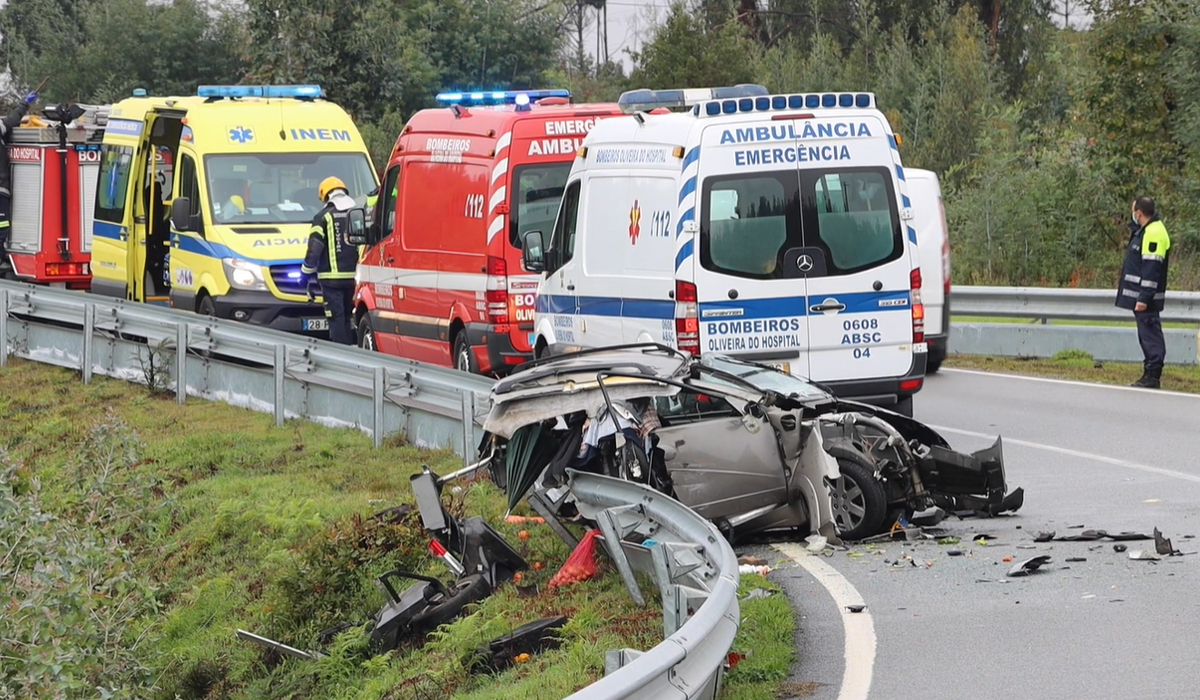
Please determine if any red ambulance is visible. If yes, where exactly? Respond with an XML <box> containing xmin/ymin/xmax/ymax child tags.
<box><xmin>354</xmin><ymin>90</ymin><xmax>623</xmax><ymax>376</ymax></box>
<box><xmin>4</xmin><ymin>103</ymin><xmax>109</xmax><ymax>289</ymax></box>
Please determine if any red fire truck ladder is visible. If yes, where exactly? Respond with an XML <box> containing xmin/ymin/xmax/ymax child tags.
<box><xmin>5</xmin><ymin>103</ymin><xmax>108</xmax><ymax>287</ymax></box>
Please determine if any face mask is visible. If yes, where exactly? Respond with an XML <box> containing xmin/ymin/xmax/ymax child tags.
<box><xmin>1131</xmin><ymin>211</ymin><xmax>1139</xmax><ymax>225</ymax></box>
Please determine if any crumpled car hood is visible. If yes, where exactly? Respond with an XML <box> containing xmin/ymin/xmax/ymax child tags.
<box><xmin>483</xmin><ymin>383</ymin><xmax>680</xmax><ymax>439</ymax></box>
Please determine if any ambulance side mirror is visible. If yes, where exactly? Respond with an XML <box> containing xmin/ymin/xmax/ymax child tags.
<box><xmin>170</xmin><ymin>197</ymin><xmax>192</xmax><ymax>232</ymax></box>
<box><xmin>345</xmin><ymin>208</ymin><xmax>368</xmax><ymax>246</ymax></box>
<box><xmin>522</xmin><ymin>231</ymin><xmax>545</xmax><ymax>273</ymax></box>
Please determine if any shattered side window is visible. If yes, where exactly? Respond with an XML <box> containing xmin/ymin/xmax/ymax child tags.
<box><xmin>653</xmin><ymin>391</ymin><xmax>738</xmax><ymax>423</ymax></box>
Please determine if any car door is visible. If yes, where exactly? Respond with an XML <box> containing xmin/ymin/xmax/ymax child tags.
<box><xmin>801</xmin><ymin>166</ymin><xmax>915</xmax><ymax>383</ymax></box>
<box><xmin>541</xmin><ymin>179</ymin><xmax>583</xmax><ymax>350</ymax></box>
<box><xmin>168</xmin><ymin>150</ymin><xmax>205</xmax><ymax>308</ymax></box>
<box><xmin>652</xmin><ymin>389</ymin><xmax>787</xmax><ymax>521</ymax></box>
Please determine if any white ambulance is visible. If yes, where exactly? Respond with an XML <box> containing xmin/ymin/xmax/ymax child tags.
<box><xmin>521</xmin><ymin>85</ymin><xmax>928</xmax><ymax>416</ymax></box>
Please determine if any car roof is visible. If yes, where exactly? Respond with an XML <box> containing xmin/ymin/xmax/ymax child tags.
<box><xmin>493</xmin><ymin>344</ymin><xmax>690</xmax><ymax>397</ymax></box>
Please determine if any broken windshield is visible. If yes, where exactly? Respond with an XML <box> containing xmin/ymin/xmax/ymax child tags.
<box><xmin>698</xmin><ymin>355</ymin><xmax>829</xmax><ymax>400</ymax></box>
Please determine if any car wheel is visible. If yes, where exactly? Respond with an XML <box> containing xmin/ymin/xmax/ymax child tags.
<box><xmin>893</xmin><ymin>395</ymin><xmax>914</xmax><ymax>417</ymax></box>
<box><xmin>453</xmin><ymin>333</ymin><xmax>478</xmax><ymax>374</ymax></box>
<box><xmin>197</xmin><ymin>294</ymin><xmax>216</xmax><ymax>318</ymax></box>
<box><xmin>358</xmin><ymin>313</ymin><xmax>377</xmax><ymax>351</ymax></box>
<box><xmin>410</xmin><ymin>573</ymin><xmax>490</xmax><ymax>630</ymax></box>
<box><xmin>824</xmin><ymin>445</ymin><xmax>887</xmax><ymax>540</ymax></box>
<box><xmin>926</xmin><ymin>359</ymin><xmax>942</xmax><ymax>374</ymax></box>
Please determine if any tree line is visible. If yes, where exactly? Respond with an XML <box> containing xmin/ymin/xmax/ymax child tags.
<box><xmin>2</xmin><ymin>0</ymin><xmax>1196</xmax><ymax>289</ymax></box>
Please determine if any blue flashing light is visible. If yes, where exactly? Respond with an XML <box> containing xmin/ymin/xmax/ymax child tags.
<box><xmin>197</xmin><ymin>84</ymin><xmax>323</xmax><ymax>100</ymax></box>
<box><xmin>822</xmin><ymin>93</ymin><xmax>837</xmax><ymax>107</ymax></box>
<box><xmin>772</xmin><ymin>96</ymin><xmax>787</xmax><ymax>110</ymax></box>
<box><xmin>755</xmin><ymin>97</ymin><xmax>770</xmax><ymax>111</ymax></box>
<box><xmin>788</xmin><ymin>95</ymin><xmax>803</xmax><ymax>110</ymax></box>
<box><xmin>839</xmin><ymin>93</ymin><xmax>854</xmax><ymax>107</ymax></box>
<box><xmin>287</xmin><ymin>271</ymin><xmax>302</xmax><ymax>280</ymax></box>
<box><xmin>856</xmin><ymin>93</ymin><xmax>871</xmax><ymax>108</ymax></box>
<box><xmin>722</xmin><ymin>100</ymin><xmax>737</xmax><ymax>114</ymax></box>
<box><xmin>435</xmin><ymin>89</ymin><xmax>570</xmax><ymax>108</ymax></box>
<box><xmin>132</xmin><ymin>88</ymin><xmax>147</xmax><ymax>97</ymax></box>
<box><xmin>806</xmin><ymin>94</ymin><xmax>820</xmax><ymax>108</ymax></box>
<box><xmin>738</xmin><ymin>98</ymin><xmax>753</xmax><ymax>112</ymax></box>
<box><xmin>706</xmin><ymin>102</ymin><xmax>721</xmax><ymax>116</ymax></box>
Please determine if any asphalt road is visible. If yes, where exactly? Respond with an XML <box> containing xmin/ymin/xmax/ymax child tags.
<box><xmin>762</xmin><ymin>368</ymin><xmax>1200</xmax><ymax>700</ymax></box>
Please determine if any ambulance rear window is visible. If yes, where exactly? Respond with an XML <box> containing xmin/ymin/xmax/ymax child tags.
<box><xmin>701</xmin><ymin>173</ymin><xmax>800</xmax><ymax>279</ymax></box>
<box><xmin>510</xmin><ymin>163</ymin><xmax>571</xmax><ymax>248</ymax></box>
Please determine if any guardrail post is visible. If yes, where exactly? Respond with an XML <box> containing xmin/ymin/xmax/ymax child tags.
<box><xmin>651</xmin><ymin>544</ymin><xmax>683</xmax><ymax>636</ymax></box>
<box><xmin>461</xmin><ymin>391</ymin><xmax>476</xmax><ymax>468</ymax></box>
<box><xmin>274</xmin><ymin>344</ymin><xmax>286</xmax><ymax>427</ymax></box>
<box><xmin>175</xmin><ymin>322</ymin><xmax>187</xmax><ymax>404</ymax></box>
<box><xmin>0</xmin><ymin>289</ymin><xmax>7</xmax><ymax>367</ymax></box>
<box><xmin>372</xmin><ymin>366</ymin><xmax>384</xmax><ymax>449</ymax></box>
<box><xmin>82</xmin><ymin>303</ymin><xmax>94</xmax><ymax>384</ymax></box>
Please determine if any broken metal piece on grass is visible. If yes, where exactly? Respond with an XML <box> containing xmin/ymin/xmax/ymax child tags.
<box><xmin>236</xmin><ymin>629</ymin><xmax>325</xmax><ymax>661</ymax></box>
<box><xmin>468</xmin><ymin>616</ymin><xmax>568</xmax><ymax>675</ymax></box>
<box><xmin>1007</xmin><ymin>555</ymin><xmax>1052</xmax><ymax>577</ymax></box>
<box><xmin>743</xmin><ymin>588</ymin><xmax>776</xmax><ymax>602</ymax></box>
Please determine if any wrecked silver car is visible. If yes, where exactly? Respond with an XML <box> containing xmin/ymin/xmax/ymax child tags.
<box><xmin>481</xmin><ymin>344</ymin><xmax>1023</xmax><ymax>542</ymax></box>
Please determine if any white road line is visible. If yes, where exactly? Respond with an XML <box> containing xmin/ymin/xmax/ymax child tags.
<box><xmin>939</xmin><ymin>367</ymin><xmax>1200</xmax><ymax>399</ymax></box>
<box><xmin>930</xmin><ymin>424</ymin><xmax>1200</xmax><ymax>485</ymax></box>
<box><xmin>774</xmin><ymin>542</ymin><xmax>876</xmax><ymax>700</ymax></box>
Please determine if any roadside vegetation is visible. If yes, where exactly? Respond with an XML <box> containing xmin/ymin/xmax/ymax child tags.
<box><xmin>0</xmin><ymin>359</ymin><xmax>793</xmax><ymax>699</ymax></box>
<box><xmin>944</xmin><ymin>351</ymin><xmax>1200</xmax><ymax>394</ymax></box>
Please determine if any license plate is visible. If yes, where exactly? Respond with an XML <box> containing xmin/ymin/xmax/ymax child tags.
<box><xmin>303</xmin><ymin>318</ymin><xmax>329</xmax><ymax>332</ymax></box>
<box><xmin>766</xmin><ymin>362</ymin><xmax>791</xmax><ymax>374</ymax></box>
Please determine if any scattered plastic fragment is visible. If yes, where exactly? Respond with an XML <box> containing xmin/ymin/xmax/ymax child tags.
<box><xmin>742</xmin><ymin>588</ymin><xmax>775</xmax><ymax>602</ymax></box>
<box><xmin>948</xmin><ymin>549</ymin><xmax>964</xmax><ymax>557</ymax></box>
<box><xmin>1154</xmin><ymin>527</ymin><xmax>1180</xmax><ymax>556</ymax></box>
<box><xmin>846</xmin><ymin>604</ymin><xmax>867</xmax><ymax>613</ymax></box>
<box><xmin>1127</xmin><ymin>550</ymin><xmax>1160</xmax><ymax>561</ymax></box>
<box><xmin>805</xmin><ymin>535</ymin><xmax>828</xmax><ymax>553</ymax></box>
<box><xmin>938</xmin><ymin>537</ymin><xmax>960</xmax><ymax>545</ymax></box>
<box><xmin>1007</xmin><ymin>555</ymin><xmax>1052</xmax><ymax>577</ymax></box>
<box><xmin>739</xmin><ymin>564</ymin><xmax>771</xmax><ymax>576</ymax></box>
<box><xmin>1034</xmin><ymin>531</ymin><xmax>1055</xmax><ymax>543</ymax></box>
<box><xmin>1066</xmin><ymin>557</ymin><xmax>1087</xmax><ymax>563</ymax></box>
<box><xmin>847</xmin><ymin>551</ymin><xmax>866</xmax><ymax>559</ymax></box>
<box><xmin>1113</xmin><ymin>544</ymin><xmax>1127</xmax><ymax>553</ymax></box>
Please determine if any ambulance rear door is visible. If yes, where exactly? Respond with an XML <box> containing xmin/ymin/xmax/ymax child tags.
<box><xmin>799</xmin><ymin>115</ymin><xmax>915</xmax><ymax>385</ymax></box>
<box><xmin>691</xmin><ymin>120</ymin><xmax>811</xmax><ymax>377</ymax></box>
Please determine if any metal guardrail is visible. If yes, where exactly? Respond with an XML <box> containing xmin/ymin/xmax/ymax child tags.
<box><xmin>951</xmin><ymin>285</ymin><xmax>1200</xmax><ymax>324</ymax></box>
<box><xmin>0</xmin><ymin>278</ymin><xmax>741</xmax><ymax>699</ymax></box>
<box><xmin>566</xmin><ymin>471</ymin><xmax>740</xmax><ymax>700</ymax></box>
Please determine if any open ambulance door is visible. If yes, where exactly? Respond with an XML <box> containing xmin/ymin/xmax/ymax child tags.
<box><xmin>128</xmin><ymin>109</ymin><xmax>184</xmax><ymax>304</ymax></box>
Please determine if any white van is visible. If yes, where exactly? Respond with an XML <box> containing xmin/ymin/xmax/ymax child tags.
<box><xmin>522</xmin><ymin>86</ymin><xmax>928</xmax><ymax>416</ymax></box>
<box><xmin>906</xmin><ymin>169</ymin><xmax>950</xmax><ymax>372</ymax></box>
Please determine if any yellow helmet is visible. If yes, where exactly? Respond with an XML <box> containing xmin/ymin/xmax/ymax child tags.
<box><xmin>318</xmin><ymin>176</ymin><xmax>348</xmax><ymax>202</ymax></box>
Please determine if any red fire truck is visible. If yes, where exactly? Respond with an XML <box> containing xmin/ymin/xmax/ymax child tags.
<box><xmin>3</xmin><ymin>103</ymin><xmax>108</xmax><ymax>289</ymax></box>
<box><xmin>354</xmin><ymin>90</ymin><xmax>623</xmax><ymax>376</ymax></box>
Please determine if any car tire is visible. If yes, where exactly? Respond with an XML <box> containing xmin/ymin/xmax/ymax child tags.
<box><xmin>410</xmin><ymin>573</ymin><xmax>490</xmax><ymax>630</ymax></box>
<box><xmin>453</xmin><ymin>333</ymin><xmax>479</xmax><ymax>375</ymax></box>
<box><xmin>824</xmin><ymin>444</ymin><xmax>888</xmax><ymax>541</ymax></box>
<box><xmin>926</xmin><ymin>358</ymin><xmax>942</xmax><ymax>374</ymax></box>
<box><xmin>358</xmin><ymin>313</ymin><xmax>377</xmax><ymax>351</ymax></box>
<box><xmin>197</xmin><ymin>294</ymin><xmax>217</xmax><ymax>318</ymax></box>
<box><xmin>893</xmin><ymin>395</ymin><xmax>914</xmax><ymax>417</ymax></box>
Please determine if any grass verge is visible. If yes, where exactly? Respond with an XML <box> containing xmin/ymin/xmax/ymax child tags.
<box><xmin>0</xmin><ymin>359</ymin><xmax>794</xmax><ymax>699</ymax></box>
<box><xmin>943</xmin><ymin>352</ymin><xmax>1200</xmax><ymax>393</ymax></box>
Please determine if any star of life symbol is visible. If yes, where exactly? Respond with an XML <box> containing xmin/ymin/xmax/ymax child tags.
<box><xmin>229</xmin><ymin>126</ymin><xmax>255</xmax><ymax>144</ymax></box>
<box><xmin>629</xmin><ymin>200</ymin><xmax>641</xmax><ymax>244</ymax></box>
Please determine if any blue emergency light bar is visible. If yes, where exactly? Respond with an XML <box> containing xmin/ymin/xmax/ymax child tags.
<box><xmin>196</xmin><ymin>85</ymin><xmax>324</xmax><ymax>100</ymax></box>
<box><xmin>696</xmin><ymin>91</ymin><xmax>876</xmax><ymax>117</ymax></box>
<box><xmin>435</xmin><ymin>89</ymin><xmax>571</xmax><ymax>109</ymax></box>
<box><xmin>617</xmin><ymin>84</ymin><xmax>769</xmax><ymax>113</ymax></box>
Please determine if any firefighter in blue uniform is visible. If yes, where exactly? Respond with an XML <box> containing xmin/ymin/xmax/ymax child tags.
<box><xmin>1115</xmin><ymin>196</ymin><xmax>1171</xmax><ymax>388</ymax></box>
<box><xmin>301</xmin><ymin>177</ymin><xmax>360</xmax><ymax>345</ymax></box>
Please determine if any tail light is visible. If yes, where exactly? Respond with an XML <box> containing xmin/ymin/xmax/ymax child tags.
<box><xmin>486</xmin><ymin>255</ymin><xmax>509</xmax><ymax>325</ymax></box>
<box><xmin>939</xmin><ymin>198</ymin><xmax>951</xmax><ymax>296</ymax></box>
<box><xmin>674</xmin><ymin>280</ymin><xmax>700</xmax><ymax>355</ymax></box>
<box><xmin>910</xmin><ymin>268</ymin><xmax>925</xmax><ymax>344</ymax></box>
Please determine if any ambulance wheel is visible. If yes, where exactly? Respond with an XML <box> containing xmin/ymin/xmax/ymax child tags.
<box><xmin>197</xmin><ymin>295</ymin><xmax>216</xmax><ymax>318</ymax></box>
<box><xmin>453</xmin><ymin>333</ymin><xmax>478</xmax><ymax>375</ymax></box>
<box><xmin>358</xmin><ymin>314</ymin><xmax>377</xmax><ymax>351</ymax></box>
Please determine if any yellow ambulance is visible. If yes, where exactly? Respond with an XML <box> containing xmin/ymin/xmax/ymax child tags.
<box><xmin>89</xmin><ymin>84</ymin><xmax>378</xmax><ymax>336</ymax></box>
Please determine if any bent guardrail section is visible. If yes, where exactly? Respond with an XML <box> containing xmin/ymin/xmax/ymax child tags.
<box><xmin>0</xmin><ymin>280</ymin><xmax>494</xmax><ymax>462</ymax></box>
<box><xmin>565</xmin><ymin>470</ymin><xmax>740</xmax><ymax>700</ymax></box>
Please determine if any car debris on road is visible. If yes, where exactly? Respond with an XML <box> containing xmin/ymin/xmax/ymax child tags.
<box><xmin>477</xmin><ymin>344</ymin><xmax>1025</xmax><ymax>544</ymax></box>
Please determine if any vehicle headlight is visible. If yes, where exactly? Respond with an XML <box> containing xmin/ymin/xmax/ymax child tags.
<box><xmin>222</xmin><ymin>258</ymin><xmax>267</xmax><ymax>291</ymax></box>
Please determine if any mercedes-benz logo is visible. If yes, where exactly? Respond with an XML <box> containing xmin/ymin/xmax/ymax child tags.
<box><xmin>796</xmin><ymin>254</ymin><xmax>814</xmax><ymax>272</ymax></box>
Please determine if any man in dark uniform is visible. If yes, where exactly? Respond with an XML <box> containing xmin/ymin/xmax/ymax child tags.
<box><xmin>0</xmin><ymin>90</ymin><xmax>39</xmax><ymax>270</ymax></box>
<box><xmin>301</xmin><ymin>176</ymin><xmax>361</xmax><ymax>345</ymax></box>
<box><xmin>1115</xmin><ymin>196</ymin><xmax>1171</xmax><ymax>388</ymax></box>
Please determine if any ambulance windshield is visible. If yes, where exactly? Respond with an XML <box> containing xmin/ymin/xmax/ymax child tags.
<box><xmin>510</xmin><ymin>163</ymin><xmax>571</xmax><ymax>248</ymax></box>
<box><xmin>203</xmin><ymin>152</ymin><xmax>376</xmax><ymax>227</ymax></box>
<box><xmin>701</xmin><ymin>167</ymin><xmax>900</xmax><ymax>279</ymax></box>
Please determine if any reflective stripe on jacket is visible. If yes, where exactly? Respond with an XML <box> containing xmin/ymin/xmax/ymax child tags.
<box><xmin>1116</xmin><ymin>218</ymin><xmax>1170</xmax><ymax>312</ymax></box>
<box><xmin>301</xmin><ymin>204</ymin><xmax>360</xmax><ymax>280</ymax></box>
